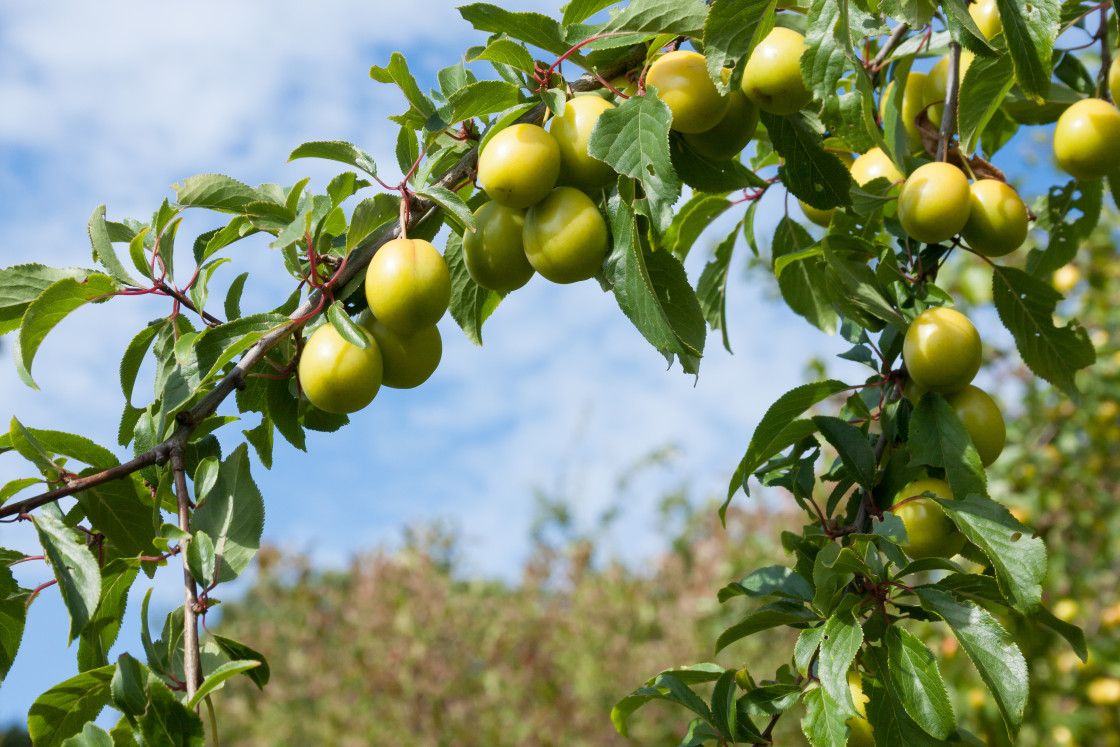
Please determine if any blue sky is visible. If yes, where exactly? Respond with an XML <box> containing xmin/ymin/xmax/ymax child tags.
<box><xmin>0</xmin><ymin>0</ymin><xmax>1076</xmax><ymax>728</ymax></box>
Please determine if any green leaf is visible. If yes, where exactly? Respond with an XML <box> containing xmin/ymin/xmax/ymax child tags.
<box><xmin>771</xmin><ymin>218</ymin><xmax>838</xmax><ymax>334</ymax></box>
<box><xmin>801</xmin><ymin>0</ymin><xmax>867</xmax><ymax>102</ymax></box>
<box><xmin>188</xmin><ymin>258</ymin><xmax>229</xmax><ymax>321</ymax></box>
<box><xmin>34</xmin><ymin>512</ymin><xmax>101</xmax><ymax>641</ymax></box>
<box><xmin>75</xmin><ymin>472</ymin><xmax>156</xmax><ymax>558</ymax></box>
<box><xmin>171</xmin><ymin>174</ymin><xmax>262</xmax><ymax>213</ymax></box>
<box><xmin>60</xmin><ymin>723</ymin><xmax>114</xmax><ymax>747</ymax></box>
<box><xmin>885</xmin><ymin>627</ymin><xmax>955</xmax><ymax>738</ymax></box>
<box><xmin>210</xmin><ymin>633</ymin><xmax>271</xmax><ymax>689</ymax></box>
<box><xmin>468</xmin><ymin>39</ymin><xmax>536</xmax><ymax>73</ymax></box>
<box><xmin>445</xmin><ymin>230</ymin><xmax>504</xmax><ymax>346</ymax></box>
<box><xmin>190</xmin><ymin>444</ymin><xmax>265</xmax><ymax>583</ymax></box>
<box><xmin>863</xmin><ymin>646</ymin><xmax>952</xmax><ymax>746</ymax></box>
<box><xmin>958</xmin><ymin>54</ymin><xmax>1016</xmax><ymax>155</ymax></box>
<box><xmin>908</xmin><ymin>393</ymin><xmax>987</xmax><ymax>503</ymax></box>
<box><xmin>0</xmin><ymin>549</ymin><xmax>28</xmax><ymax>683</ymax></box>
<box><xmin>995</xmin><ymin>0</ymin><xmax>1059</xmax><ymax>99</ymax></box>
<box><xmin>27</xmin><ymin>665</ymin><xmax>114</xmax><ymax>747</ymax></box>
<box><xmin>110</xmin><ymin>652</ymin><xmax>148</xmax><ymax>718</ymax></box>
<box><xmin>696</xmin><ymin>224</ymin><xmax>736</xmax><ymax>353</ymax></box>
<box><xmin>726</xmin><ymin>380</ymin><xmax>849</xmax><ymax>505</ymax></box>
<box><xmin>77</xmin><ymin>560</ymin><xmax>138</xmax><ymax>672</ymax></box>
<box><xmin>18</xmin><ymin>274</ymin><xmax>119</xmax><ymax>389</ymax></box>
<box><xmin>801</xmin><ymin>687</ymin><xmax>849</xmax><ymax>747</ymax></box>
<box><xmin>187</xmin><ymin>659</ymin><xmax>262</xmax><ymax>709</ymax></box>
<box><xmin>760</xmin><ymin>111</ymin><xmax>852</xmax><ymax>210</ymax></box>
<box><xmin>604</xmin><ymin>193</ymin><xmax>706</xmax><ymax>373</ymax></box>
<box><xmin>600</xmin><ymin>0</ymin><xmax>709</xmax><ymax>36</ymax></box>
<box><xmin>817</xmin><ymin>609</ymin><xmax>864</xmax><ymax>716</ymax></box>
<box><xmin>120</xmin><ymin>321</ymin><xmax>163</xmax><ymax>406</ymax></box>
<box><xmin>445</xmin><ymin>80</ymin><xmax>528</xmax><ymax>125</ymax></box>
<box><xmin>459</xmin><ymin>4</ymin><xmax>573</xmax><ymax>59</ymax></box>
<box><xmin>612</xmin><ymin>672</ymin><xmax>714</xmax><ymax>738</ymax></box>
<box><xmin>916</xmin><ymin>586</ymin><xmax>1027</xmax><ymax>736</ymax></box>
<box><xmin>718</xmin><ymin>565</ymin><xmax>814</xmax><ymax>603</ymax></box>
<box><xmin>345</xmin><ymin>194</ymin><xmax>398</xmax><ymax>254</ymax></box>
<box><xmin>224</xmin><ymin>272</ymin><xmax>248</xmax><ymax>321</ymax></box>
<box><xmin>703</xmin><ymin>0</ymin><xmax>776</xmax><ymax>92</ymax></box>
<box><xmin>138</xmin><ymin>673</ymin><xmax>205</xmax><ymax>746</ymax></box>
<box><xmin>589</xmin><ymin>95</ymin><xmax>681</xmax><ymax>231</ymax></box>
<box><xmin>794</xmin><ymin>626</ymin><xmax>825</xmax><ymax>675</ymax></box>
<box><xmin>821</xmin><ymin>238</ymin><xmax>906</xmax><ymax>332</ymax></box>
<box><xmin>562</xmin><ymin>0</ymin><xmax>621</xmax><ymax>25</ymax></box>
<box><xmin>1034</xmin><ymin>604</ymin><xmax>1087</xmax><ymax>662</ymax></box>
<box><xmin>715</xmin><ymin>600</ymin><xmax>817</xmax><ymax>653</ymax></box>
<box><xmin>991</xmin><ymin>265</ymin><xmax>1095</xmax><ymax>400</ymax></box>
<box><xmin>369</xmin><ymin>52</ymin><xmax>437</xmax><ymax>124</ymax></box>
<box><xmin>88</xmin><ymin>205</ymin><xmax>139</xmax><ymax>287</ymax></box>
<box><xmin>0</xmin><ymin>264</ymin><xmax>96</xmax><ymax>338</ymax></box>
<box><xmin>813</xmin><ymin>416</ymin><xmax>876</xmax><ymax>489</ymax></box>
<box><xmin>186</xmin><ymin>530</ymin><xmax>217</xmax><ymax>589</ymax></box>
<box><xmin>1028</xmin><ymin>178</ymin><xmax>1102</xmax><ymax>278</ymax></box>
<box><xmin>327</xmin><ymin>303</ymin><xmax>371</xmax><ymax>349</ymax></box>
<box><xmin>933</xmin><ymin>493</ymin><xmax>1045</xmax><ymax>614</ymax></box>
<box><xmin>267</xmin><ymin>376</ymin><xmax>305</xmax><ymax>452</ymax></box>
<box><xmin>663</xmin><ymin>192</ymin><xmax>732</xmax><ymax>259</ymax></box>
<box><xmin>671</xmin><ymin>137</ymin><xmax>769</xmax><ymax>193</ymax></box>
<box><xmin>415</xmin><ymin>185</ymin><xmax>476</xmax><ymax>234</ymax></box>
<box><xmin>288</xmin><ymin>140</ymin><xmax>378</xmax><ymax>179</ymax></box>
<box><xmin>709</xmin><ymin>669</ymin><xmax>738</xmax><ymax>741</ymax></box>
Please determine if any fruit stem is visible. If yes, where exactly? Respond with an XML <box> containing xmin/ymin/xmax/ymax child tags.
<box><xmin>936</xmin><ymin>42</ymin><xmax>962</xmax><ymax>162</ymax></box>
<box><xmin>398</xmin><ymin>189</ymin><xmax>410</xmax><ymax>240</ymax></box>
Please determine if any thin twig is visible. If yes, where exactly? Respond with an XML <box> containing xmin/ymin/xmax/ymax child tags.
<box><xmin>1100</xmin><ymin>8</ymin><xmax>1112</xmax><ymax>102</ymax></box>
<box><xmin>868</xmin><ymin>23</ymin><xmax>911</xmax><ymax>79</ymax></box>
<box><xmin>936</xmin><ymin>41</ymin><xmax>961</xmax><ymax>162</ymax></box>
<box><xmin>172</xmin><ymin>444</ymin><xmax>203</xmax><ymax>703</ymax></box>
<box><xmin>158</xmin><ymin>283</ymin><xmax>224</xmax><ymax>327</ymax></box>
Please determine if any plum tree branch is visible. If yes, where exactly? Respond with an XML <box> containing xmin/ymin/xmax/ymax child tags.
<box><xmin>936</xmin><ymin>41</ymin><xmax>961</xmax><ymax>162</ymax></box>
<box><xmin>172</xmin><ymin>444</ymin><xmax>203</xmax><ymax>702</ymax></box>
<box><xmin>868</xmin><ymin>22</ymin><xmax>910</xmax><ymax>78</ymax></box>
<box><xmin>0</xmin><ymin>44</ymin><xmax>647</xmax><ymax>524</ymax></box>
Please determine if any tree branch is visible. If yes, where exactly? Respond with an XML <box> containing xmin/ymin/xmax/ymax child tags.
<box><xmin>0</xmin><ymin>45</ymin><xmax>648</xmax><ymax>523</ymax></box>
<box><xmin>868</xmin><ymin>23</ymin><xmax>910</xmax><ymax>79</ymax></box>
<box><xmin>1100</xmin><ymin>7</ymin><xmax>1112</xmax><ymax>102</ymax></box>
<box><xmin>158</xmin><ymin>283</ymin><xmax>224</xmax><ymax>327</ymax></box>
<box><xmin>936</xmin><ymin>41</ymin><xmax>961</xmax><ymax>162</ymax></box>
<box><xmin>171</xmin><ymin>444</ymin><xmax>203</xmax><ymax>702</ymax></box>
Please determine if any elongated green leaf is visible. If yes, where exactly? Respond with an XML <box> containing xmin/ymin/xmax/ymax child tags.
<box><xmin>78</xmin><ymin>560</ymin><xmax>139</xmax><ymax>672</ymax></box>
<box><xmin>727</xmin><ymin>380</ymin><xmax>848</xmax><ymax>504</ymax></box>
<box><xmin>88</xmin><ymin>205</ymin><xmax>139</xmax><ymax>287</ymax></box>
<box><xmin>959</xmin><ymin>54</ymin><xmax>1016</xmax><ymax>155</ymax></box>
<box><xmin>991</xmin><ymin>266</ymin><xmax>1095</xmax><ymax>399</ymax></box>
<box><xmin>813</xmin><ymin>416</ymin><xmax>875</xmax><ymax>489</ymax></box>
<box><xmin>60</xmin><ymin>723</ymin><xmax>114</xmax><ymax>747</ymax></box>
<box><xmin>0</xmin><ymin>265</ymin><xmax>96</xmax><ymax>338</ymax></box>
<box><xmin>445</xmin><ymin>230</ymin><xmax>504</xmax><ymax>346</ymax></box>
<box><xmin>761</xmin><ymin>111</ymin><xmax>852</xmax><ymax>210</ymax></box>
<box><xmin>908</xmin><ymin>393</ymin><xmax>987</xmax><ymax>502</ymax></box>
<box><xmin>288</xmin><ymin>140</ymin><xmax>378</xmax><ymax>179</ymax></box>
<box><xmin>671</xmin><ymin>137</ymin><xmax>768</xmax><ymax>193</ymax></box>
<box><xmin>933</xmin><ymin>493</ymin><xmax>1045</xmax><ymax>613</ymax></box>
<box><xmin>1034</xmin><ymin>604</ymin><xmax>1087</xmax><ymax>662</ymax></box>
<box><xmin>120</xmin><ymin>321</ymin><xmax>163</xmax><ymax>405</ymax></box>
<box><xmin>795</xmin><ymin>626</ymin><xmax>825</xmax><ymax>676</ymax></box>
<box><xmin>327</xmin><ymin>303</ymin><xmax>370</xmax><ymax>350</ymax></box>
<box><xmin>696</xmin><ymin>225</ymin><xmax>737</xmax><ymax>353</ymax></box>
<box><xmin>18</xmin><ymin>274</ymin><xmax>119</xmax><ymax>388</ymax></box>
<box><xmin>172</xmin><ymin>174</ymin><xmax>262</xmax><ymax>213</ymax></box>
<box><xmin>995</xmin><ymin>0</ymin><xmax>1059</xmax><ymax>99</ymax></box>
<box><xmin>916</xmin><ymin>586</ymin><xmax>1027</xmax><ymax>736</ymax></box>
<box><xmin>600</xmin><ymin>0</ymin><xmax>709</xmax><ymax>36</ymax></box>
<box><xmin>719</xmin><ymin>565</ymin><xmax>814</xmax><ymax>603</ymax></box>
<box><xmin>75</xmin><ymin>472</ymin><xmax>156</xmax><ymax>558</ymax></box>
<box><xmin>715</xmin><ymin>600</ymin><xmax>818</xmax><ymax>653</ymax></box>
<box><xmin>416</xmin><ymin>185</ymin><xmax>476</xmax><ymax>233</ymax></box>
<box><xmin>562</xmin><ymin>0</ymin><xmax>620</xmax><ymax>25</ymax></box>
<box><xmin>589</xmin><ymin>95</ymin><xmax>680</xmax><ymax>231</ymax></box>
<box><xmin>469</xmin><ymin>38</ymin><xmax>536</xmax><ymax>73</ymax></box>
<box><xmin>818</xmin><ymin>609</ymin><xmax>863</xmax><ymax>715</ymax></box>
<box><xmin>663</xmin><ymin>192</ymin><xmax>732</xmax><ymax>260</ymax></box>
<box><xmin>445</xmin><ymin>80</ymin><xmax>527</xmax><ymax>125</ymax></box>
<box><xmin>139</xmin><ymin>673</ymin><xmax>205</xmax><ymax>746</ymax></box>
<box><xmin>34</xmin><ymin>512</ymin><xmax>101</xmax><ymax>641</ymax></box>
<box><xmin>703</xmin><ymin>0</ymin><xmax>776</xmax><ymax>92</ymax></box>
<box><xmin>187</xmin><ymin>659</ymin><xmax>262</xmax><ymax>709</ymax></box>
<box><xmin>186</xmin><ymin>530</ymin><xmax>217</xmax><ymax>589</ymax></box>
<box><xmin>369</xmin><ymin>51</ymin><xmax>437</xmax><ymax>124</ymax></box>
<box><xmin>801</xmin><ymin>687</ymin><xmax>849</xmax><ymax>747</ymax></box>
<box><xmin>27</xmin><ymin>665</ymin><xmax>115</xmax><ymax>747</ymax></box>
<box><xmin>604</xmin><ymin>193</ymin><xmax>705</xmax><ymax>373</ymax></box>
<box><xmin>110</xmin><ymin>652</ymin><xmax>148</xmax><ymax>716</ymax></box>
<box><xmin>863</xmin><ymin>650</ymin><xmax>951</xmax><ymax>746</ymax></box>
<box><xmin>821</xmin><ymin>239</ymin><xmax>906</xmax><ymax>332</ymax></box>
<box><xmin>886</xmin><ymin>627</ymin><xmax>955</xmax><ymax>738</ymax></box>
<box><xmin>459</xmin><ymin>4</ymin><xmax>573</xmax><ymax>58</ymax></box>
<box><xmin>191</xmin><ymin>444</ymin><xmax>265</xmax><ymax>583</ymax></box>
<box><xmin>612</xmin><ymin>672</ymin><xmax>714</xmax><ymax>738</ymax></box>
<box><xmin>772</xmin><ymin>219</ymin><xmax>837</xmax><ymax>334</ymax></box>
<box><xmin>0</xmin><ymin>549</ymin><xmax>28</xmax><ymax>683</ymax></box>
<box><xmin>801</xmin><ymin>0</ymin><xmax>868</xmax><ymax>101</ymax></box>
<box><xmin>345</xmin><ymin>194</ymin><xmax>398</xmax><ymax>254</ymax></box>
<box><xmin>211</xmin><ymin>634</ymin><xmax>271</xmax><ymax>689</ymax></box>
<box><xmin>1028</xmin><ymin>178</ymin><xmax>1102</xmax><ymax>278</ymax></box>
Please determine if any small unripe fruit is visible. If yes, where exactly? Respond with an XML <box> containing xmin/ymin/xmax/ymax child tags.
<box><xmin>365</xmin><ymin>238</ymin><xmax>451</xmax><ymax>336</ymax></box>
<box><xmin>898</xmin><ymin>162</ymin><xmax>972</xmax><ymax>244</ymax></box>
<box><xmin>1052</xmin><ymin>98</ymin><xmax>1120</xmax><ymax>181</ymax></box>
<box><xmin>741</xmin><ymin>27</ymin><xmax>813</xmax><ymax>115</ymax></box>
<box><xmin>1110</xmin><ymin>57</ymin><xmax>1120</xmax><ymax>100</ymax></box>
<box><xmin>646</xmin><ymin>50</ymin><xmax>730</xmax><ymax>134</ymax></box>
<box><xmin>360</xmin><ymin>313</ymin><xmax>441</xmax><ymax>390</ymax></box>
<box><xmin>462</xmin><ymin>202</ymin><xmax>534</xmax><ymax>291</ymax></box>
<box><xmin>477</xmin><ymin>123</ymin><xmax>561</xmax><ymax>208</ymax></box>
<box><xmin>893</xmin><ymin>478</ymin><xmax>966</xmax><ymax>559</ymax></box>
<box><xmin>960</xmin><ymin>179</ymin><xmax>1029</xmax><ymax>257</ymax></box>
<box><xmin>881</xmin><ymin>72</ymin><xmax>931</xmax><ymax>153</ymax></box>
<box><xmin>682</xmin><ymin>86</ymin><xmax>759</xmax><ymax>160</ymax></box>
<box><xmin>969</xmin><ymin>0</ymin><xmax>1002</xmax><ymax>39</ymax></box>
<box><xmin>523</xmin><ymin>186</ymin><xmax>609</xmax><ymax>284</ymax></box>
<box><xmin>946</xmin><ymin>385</ymin><xmax>1006</xmax><ymax>466</ymax></box>
<box><xmin>549</xmin><ymin>95</ymin><xmax>616</xmax><ymax>190</ymax></box>
<box><xmin>298</xmin><ymin>323</ymin><xmax>383</xmax><ymax>414</ymax></box>
<box><xmin>850</xmin><ymin>147</ymin><xmax>903</xmax><ymax>186</ymax></box>
<box><xmin>846</xmin><ymin>672</ymin><xmax>875</xmax><ymax>747</ymax></box>
<box><xmin>903</xmin><ymin>307</ymin><xmax>982</xmax><ymax>394</ymax></box>
<box><xmin>1051</xmin><ymin>264</ymin><xmax>1081</xmax><ymax>294</ymax></box>
<box><xmin>927</xmin><ymin>51</ymin><xmax>975</xmax><ymax>128</ymax></box>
